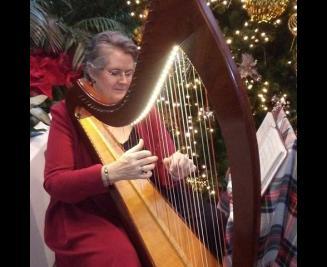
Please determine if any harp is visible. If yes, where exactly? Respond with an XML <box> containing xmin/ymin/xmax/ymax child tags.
<box><xmin>66</xmin><ymin>0</ymin><xmax>261</xmax><ymax>266</ymax></box>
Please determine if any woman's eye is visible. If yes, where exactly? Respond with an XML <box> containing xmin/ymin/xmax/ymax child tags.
<box><xmin>110</xmin><ymin>71</ymin><xmax>120</xmax><ymax>76</ymax></box>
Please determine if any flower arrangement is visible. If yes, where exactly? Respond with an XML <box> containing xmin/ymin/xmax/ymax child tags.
<box><xmin>30</xmin><ymin>50</ymin><xmax>82</xmax><ymax>137</ymax></box>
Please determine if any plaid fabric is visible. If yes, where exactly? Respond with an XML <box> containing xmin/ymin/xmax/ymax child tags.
<box><xmin>218</xmin><ymin>107</ymin><xmax>297</xmax><ymax>267</ymax></box>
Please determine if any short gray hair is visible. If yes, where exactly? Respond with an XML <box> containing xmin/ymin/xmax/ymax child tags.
<box><xmin>83</xmin><ymin>31</ymin><xmax>138</xmax><ymax>80</ymax></box>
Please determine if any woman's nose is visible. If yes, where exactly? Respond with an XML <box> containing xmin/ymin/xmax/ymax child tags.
<box><xmin>119</xmin><ymin>74</ymin><xmax>128</xmax><ymax>83</ymax></box>
<box><xmin>118</xmin><ymin>74</ymin><xmax>130</xmax><ymax>84</ymax></box>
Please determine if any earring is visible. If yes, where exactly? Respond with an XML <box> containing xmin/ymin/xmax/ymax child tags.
<box><xmin>90</xmin><ymin>78</ymin><xmax>96</xmax><ymax>86</ymax></box>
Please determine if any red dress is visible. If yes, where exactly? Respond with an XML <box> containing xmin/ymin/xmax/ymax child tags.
<box><xmin>44</xmin><ymin>101</ymin><xmax>175</xmax><ymax>267</ymax></box>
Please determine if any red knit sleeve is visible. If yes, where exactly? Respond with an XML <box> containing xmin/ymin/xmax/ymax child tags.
<box><xmin>43</xmin><ymin>101</ymin><xmax>107</xmax><ymax>203</ymax></box>
<box><xmin>136</xmin><ymin>107</ymin><xmax>176</xmax><ymax>187</ymax></box>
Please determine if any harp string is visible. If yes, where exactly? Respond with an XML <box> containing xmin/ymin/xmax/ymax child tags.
<box><xmin>192</xmin><ymin>63</ymin><xmax>223</xmax><ymax>260</ymax></box>
<box><xmin>174</xmin><ymin>52</ymin><xmax>211</xmax><ymax>266</ymax></box>
<box><xmin>173</xmin><ymin>57</ymin><xmax>205</xmax><ymax>265</ymax></box>
<box><xmin>203</xmin><ymin>84</ymin><xmax>227</xmax><ymax>258</ymax></box>
<box><xmin>165</xmin><ymin>64</ymin><xmax>198</xmax><ymax>263</ymax></box>
<box><xmin>151</xmin><ymin>97</ymin><xmax>176</xmax><ymax>239</ymax></box>
<box><xmin>192</xmin><ymin>60</ymin><xmax>227</xmax><ymax>261</ymax></box>
<box><xmin>176</xmin><ymin>50</ymin><xmax>217</xmax><ymax>265</ymax></box>
<box><xmin>156</xmin><ymin>82</ymin><xmax>187</xmax><ymax>250</ymax></box>
<box><xmin>176</xmin><ymin>50</ymin><xmax>219</xmax><ymax>264</ymax></box>
<box><xmin>144</xmin><ymin>115</ymin><xmax>161</xmax><ymax>215</ymax></box>
<box><xmin>147</xmin><ymin>113</ymin><xmax>179</xmax><ymax>237</ymax></box>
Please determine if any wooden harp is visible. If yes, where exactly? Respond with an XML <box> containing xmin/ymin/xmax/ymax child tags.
<box><xmin>66</xmin><ymin>0</ymin><xmax>261</xmax><ymax>266</ymax></box>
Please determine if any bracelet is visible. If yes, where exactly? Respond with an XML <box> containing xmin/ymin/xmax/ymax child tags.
<box><xmin>102</xmin><ymin>165</ymin><xmax>112</xmax><ymax>187</ymax></box>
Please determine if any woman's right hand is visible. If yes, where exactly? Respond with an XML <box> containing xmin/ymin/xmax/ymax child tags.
<box><xmin>104</xmin><ymin>139</ymin><xmax>158</xmax><ymax>183</ymax></box>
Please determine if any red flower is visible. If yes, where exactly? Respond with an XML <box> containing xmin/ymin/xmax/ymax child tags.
<box><xmin>30</xmin><ymin>51</ymin><xmax>82</xmax><ymax>99</ymax></box>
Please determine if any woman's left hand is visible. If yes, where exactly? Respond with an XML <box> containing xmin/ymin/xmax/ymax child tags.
<box><xmin>163</xmin><ymin>151</ymin><xmax>196</xmax><ymax>180</ymax></box>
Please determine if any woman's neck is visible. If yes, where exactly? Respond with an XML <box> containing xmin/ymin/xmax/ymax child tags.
<box><xmin>104</xmin><ymin>124</ymin><xmax>133</xmax><ymax>144</ymax></box>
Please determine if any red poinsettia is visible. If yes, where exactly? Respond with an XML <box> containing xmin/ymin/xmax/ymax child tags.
<box><xmin>30</xmin><ymin>50</ymin><xmax>82</xmax><ymax>98</ymax></box>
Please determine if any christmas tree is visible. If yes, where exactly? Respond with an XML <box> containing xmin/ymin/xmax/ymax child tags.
<box><xmin>127</xmin><ymin>0</ymin><xmax>297</xmax><ymax>129</ymax></box>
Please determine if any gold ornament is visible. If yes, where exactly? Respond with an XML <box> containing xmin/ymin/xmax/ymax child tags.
<box><xmin>244</xmin><ymin>0</ymin><xmax>290</xmax><ymax>23</ymax></box>
<box><xmin>288</xmin><ymin>13</ymin><xmax>297</xmax><ymax>36</ymax></box>
<box><xmin>133</xmin><ymin>26</ymin><xmax>144</xmax><ymax>45</ymax></box>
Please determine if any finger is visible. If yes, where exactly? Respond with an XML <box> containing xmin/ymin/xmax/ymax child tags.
<box><xmin>180</xmin><ymin>157</ymin><xmax>190</xmax><ymax>175</ymax></box>
<box><xmin>139</xmin><ymin>170</ymin><xmax>152</xmax><ymax>179</ymax></box>
<box><xmin>163</xmin><ymin>157</ymin><xmax>171</xmax><ymax>167</ymax></box>
<box><xmin>125</xmin><ymin>139</ymin><xmax>144</xmax><ymax>154</ymax></box>
<box><xmin>132</xmin><ymin>150</ymin><xmax>152</xmax><ymax>159</ymax></box>
<box><xmin>170</xmin><ymin>156</ymin><xmax>181</xmax><ymax>173</ymax></box>
<box><xmin>141</xmin><ymin>163</ymin><xmax>156</xmax><ymax>172</ymax></box>
<box><xmin>191</xmin><ymin>164</ymin><xmax>197</xmax><ymax>172</ymax></box>
<box><xmin>138</xmin><ymin>156</ymin><xmax>158</xmax><ymax>166</ymax></box>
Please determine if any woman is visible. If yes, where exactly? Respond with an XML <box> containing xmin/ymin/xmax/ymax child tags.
<box><xmin>43</xmin><ymin>31</ymin><xmax>195</xmax><ymax>267</ymax></box>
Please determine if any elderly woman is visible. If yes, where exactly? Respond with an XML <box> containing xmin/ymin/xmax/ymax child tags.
<box><xmin>43</xmin><ymin>31</ymin><xmax>195</xmax><ymax>267</ymax></box>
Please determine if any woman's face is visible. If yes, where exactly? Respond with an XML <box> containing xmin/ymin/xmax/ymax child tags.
<box><xmin>91</xmin><ymin>47</ymin><xmax>135</xmax><ymax>104</ymax></box>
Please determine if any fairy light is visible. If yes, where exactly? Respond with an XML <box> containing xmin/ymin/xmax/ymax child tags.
<box><xmin>274</xmin><ymin>19</ymin><xmax>282</xmax><ymax>26</ymax></box>
<box><xmin>135</xmin><ymin>0</ymin><xmax>140</xmax><ymax>4</ymax></box>
<box><xmin>130</xmin><ymin>12</ymin><xmax>135</xmax><ymax>16</ymax></box>
<box><xmin>132</xmin><ymin>46</ymin><xmax>179</xmax><ymax>125</ymax></box>
<box><xmin>235</xmin><ymin>30</ymin><xmax>240</xmax><ymax>35</ymax></box>
<box><xmin>127</xmin><ymin>1</ymin><xmax>131</xmax><ymax>5</ymax></box>
<box><xmin>264</xmin><ymin>37</ymin><xmax>269</xmax><ymax>42</ymax></box>
<box><xmin>226</xmin><ymin>38</ymin><xmax>232</xmax><ymax>44</ymax></box>
<box><xmin>243</xmin><ymin>36</ymin><xmax>249</xmax><ymax>41</ymax></box>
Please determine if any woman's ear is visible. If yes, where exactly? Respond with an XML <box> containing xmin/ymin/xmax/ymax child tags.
<box><xmin>88</xmin><ymin>68</ymin><xmax>98</xmax><ymax>84</ymax></box>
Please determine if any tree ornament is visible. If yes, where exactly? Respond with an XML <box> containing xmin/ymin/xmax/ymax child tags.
<box><xmin>244</xmin><ymin>0</ymin><xmax>290</xmax><ymax>23</ymax></box>
<box><xmin>133</xmin><ymin>26</ymin><xmax>144</xmax><ymax>45</ymax></box>
<box><xmin>288</xmin><ymin>13</ymin><xmax>297</xmax><ymax>36</ymax></box>
<box><xmin>238</xmin><ymin>53</ymin><xmax>262</xmax><ymax>81</ymax></box>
